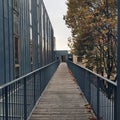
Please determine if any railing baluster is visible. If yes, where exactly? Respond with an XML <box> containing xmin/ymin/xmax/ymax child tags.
<box><xmin>5</xmin><ymin>87</ymin><xmax>8</xmax><ymax>120</ymax></box>
<box><xmin>114</xmin><ymin>86</ymin><xmax>117</xmax><ymax>120</ymax></box>
<box><xmin>88</xmin><ymin>72</ymin><xmax>91</xmax><ymax>104</ymax></box>
<box><xmin>97</xmin><ymin>77</ymin><xmax>100</xmax><ymax>120</ymax></box>
<box><xmin>40</xmin><ymin>70</ymin><xmax>42</xmax><ymax>95</ymax></box>
<box><xmin>34</xmin><ymin>72</ymin><xmax>36</xmax><ymax>104</ymax></box>
<box><xmin>24</xmin><ymin>78</ymin><xmax>27</xmax><ymax>120</ymax></box>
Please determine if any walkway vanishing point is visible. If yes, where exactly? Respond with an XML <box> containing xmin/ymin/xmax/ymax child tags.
<box><xmin>29</xmin><ymin>63</ymin><xmax>95</xmax><ymax>120</ymax></box>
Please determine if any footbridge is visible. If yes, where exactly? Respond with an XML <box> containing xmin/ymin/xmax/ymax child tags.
<box><xmin>0</xmin><ymin>60</ymin><xmax>117</xmax><ymax>120</ymax></box>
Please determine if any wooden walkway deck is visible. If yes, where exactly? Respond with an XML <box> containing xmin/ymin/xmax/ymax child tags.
<box><xmin>29</xmin><ymin>63</ymin><xmax>95</xmax><ymax>120</ymax></box>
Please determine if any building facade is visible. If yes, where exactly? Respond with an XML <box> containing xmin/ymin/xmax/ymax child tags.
<box><xmin>0</xmin><ymin>0</ymin><xmax>55</xmax><ymax>85</ymax></box>
<box><xmin>55</xmin><ymin>50</ymin><xmax>73</xmax><ymax>62</ymax></box>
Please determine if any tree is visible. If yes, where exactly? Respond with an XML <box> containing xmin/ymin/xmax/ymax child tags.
<box><xmin>64</xmin><ymin>0</ymin><xmax>117</xmax><ymax>80</ymax></box>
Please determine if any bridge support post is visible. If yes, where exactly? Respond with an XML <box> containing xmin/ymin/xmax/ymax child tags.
<box><xmin>117</xmin><ymin>0</ymin><xmax>120</xmax><ymax>119</ymax></box>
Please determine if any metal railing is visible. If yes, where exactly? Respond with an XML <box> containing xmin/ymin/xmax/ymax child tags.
<box><xmin>0</xmin><ymin>60</ymin><xmax>59</xmax><ymax>120</ymax></box>
<box><xmin>67</xmin><ymin>60</ymin><xmax>117</xmax><ymax>120</ymax></box>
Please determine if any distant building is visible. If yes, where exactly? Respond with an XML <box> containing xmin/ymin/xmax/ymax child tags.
<box><xmin>55</xmin><ymin>50</ymin><xmax>73</xmax><ymax>62</ymax></box>
<box><xmin>73</xmin><ymin>55</ymin><xmax>82</xmax><ymax>63</ymax></box>
<box><xmin>54</xmin><ymin>37</ymin><xmax>56</xmax><ymax>50</ymax></box>
<box><xmin>0</xmin><ymin>0</ymin><xmax>55</xmax><ymax>85</ymax></box>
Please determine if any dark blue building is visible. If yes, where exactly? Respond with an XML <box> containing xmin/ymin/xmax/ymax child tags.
<box><xmin>0</xmin><ymin>0</ymin><xmax>55</xmax><ymax>85</ymax></box>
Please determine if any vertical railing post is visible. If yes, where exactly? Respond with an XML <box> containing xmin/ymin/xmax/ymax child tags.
<box><xmin>97</xmin><ymin>77</ymin><xmax>100</xmax><ymax>120</ymax></box>
<box><xmin>88</xmin><ymin>72</ymin><xmax>91</xmax><ymax>104</ymax></box>
<box><xmin>5</xmin><ymin>87</ymin><xmax>8</xmax><ymax>120</ymax></box>
<box><xmin>34</xmin><ymin>72</ymin><xmax>36</xmax><ymax>104</ymax></box>
<box><xmin>114</xmin><ymin>86</ymin><xmax>117</xmax><ymax>120</ymax></box>
<box><xmin>40</xmin><ymin>71</ymin><xmax>42</xmax><ymax>95</ymax></box>
<box><xmin>24</xmin><ymin>78</ymin><xmax>27</xmax><ymax>120</ymax></box>
<box><xmin>41</xmin><ymin>70</ymin><xmax>43</xmax><ymax>93</ymax></box>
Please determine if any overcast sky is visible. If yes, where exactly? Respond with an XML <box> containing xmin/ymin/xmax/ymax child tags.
<box><xmin>43</xmin><ymin>0</ymin><xmax>71</xmax><ymax>50</ymax></box>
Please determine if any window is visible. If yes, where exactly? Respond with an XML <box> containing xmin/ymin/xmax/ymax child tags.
<box><xmin>13</xmin><ymin>13</ymin><xmax>19</xmax><ymax>34</ymax></box>
<box><xmin>13</xmin><ymin>0</ymin><xmax>19</xmax><ymax>78</ymax></box>
<box><xmin>13</xmin><ymin>0</ymin><xmax>18</xmax><ymax>11</ymax></box>
<box><xmin>29</xmin><ymin>0</ymin><xmax>31</xmax><ymax>11</ymax></box>
<box><xmin>30</xmin><ymin>12</ymin><xmax>32</xmax><ymax>26</ymax></box>
<box><xmin>14</xmin><ymin>36</ymin><xmax>20</xmax><ymax>78</ymax></box>
<box><xmin>14</xmin><ymin>37</ymin><xmax>19</xmax><ymax>64</ymax></box>
<box><xmin>30</xmin><ymin>27</ymin><xmax>32</xmax><ymax>40</ymax></box>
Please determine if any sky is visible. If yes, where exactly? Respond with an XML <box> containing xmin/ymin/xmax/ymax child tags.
<box><xmin>43</xmin><ymin>0</ymin><xmax>71</xmax><ymax>50</ymax></box>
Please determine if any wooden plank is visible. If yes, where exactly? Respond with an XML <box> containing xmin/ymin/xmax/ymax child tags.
<box><xmin>29</xmin><ymin>63</ymin><xmax>95</xmax><ymax>120</ymax></box>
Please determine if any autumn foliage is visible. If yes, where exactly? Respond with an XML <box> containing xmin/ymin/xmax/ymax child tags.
<box><xmin>64</xmin><ymin>0</ymin><xmax>117</xmax><ymax>80</ymax></box>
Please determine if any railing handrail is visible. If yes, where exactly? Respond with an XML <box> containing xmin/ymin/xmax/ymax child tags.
<box><xmin>0</xmin><ymin>60</ymin><xmax>59</xmax><ymax>89</ymax></box>
<box><xmin>68</xmin><ymin>60</ymin><xmax>117</xmax><ymax>86</ymax></box>
<box><xmin>67</xmin><ymin>60</ymin><xmax>116</xmax><ymax>120</ymax></box>
<box><xmin>0</xmin><ymin>59</ymin><xmax>60</xmax><ymax>120</ymax></box>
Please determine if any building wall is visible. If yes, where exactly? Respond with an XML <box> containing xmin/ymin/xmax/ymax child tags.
<box><xmin>0</xmin><ymin>0</ymin><xmax>55</xmax><ymax>85</ymax></box>
<box><xmin>55</xmin><ymin>50</ymin><xmax>68</xmax><ymax>62</ymax></box>
<box><xmin>0</xmin><ymin>0</ymin><xmax>14</xmax><ymax>84</ymax></box>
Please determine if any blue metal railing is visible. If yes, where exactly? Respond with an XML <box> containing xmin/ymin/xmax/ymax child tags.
<box><xmin>0</xmin><ymin>60</ymin><xmax>59</xmax><ymax>120</ymax></box>
<box><xmin>67</xmin><ymin>60</ymin><xmax>117</xmax><ymax>120</ymax></box>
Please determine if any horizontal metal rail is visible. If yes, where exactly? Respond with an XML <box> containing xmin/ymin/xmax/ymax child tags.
<box><xmin>0</xmin><ymin>60</ymin><xmax>60</xmax><ymax>120</ymax></box>
<box><xmin>67</xmin><ymin>60</ymin><xmax>117</xmax><ymax>120</ymax></box>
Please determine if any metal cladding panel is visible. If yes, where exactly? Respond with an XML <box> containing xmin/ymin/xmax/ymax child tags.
<box><xmin>0</xmin><ymin>0</ymin><xmax>55</xmax><ymax>85</ymax></box>
<box><xmin>4</xmin><ymin>18</ymin><xmax>10</xmax><ymax>83</ymax></box>
<box><xmin>26</xmin><ymin>0</ymin><xmax>31</xmax><ymax>73</ymax></box>
<box><xmin>39</xmin><ymin>2</ymin><xmax>43</xmax><ymax>67</ymax></box>
<box><xmin>45</xmin><ymin>14</ymin><xmax>48</xmax><ymax>64</ymax></box>
<box><xmin>3</xmin><ymin>0</ymin><xmax>8</xmax><ymax>18</ymax></box>
<box><xmin>49</xmin><ymin>25</ymin><xmax>52</xmax><ymax>62</ymax></box>
<box><xmin>23</xmin><ymin>0</ymin><xmax>31</xmax><ymax>73</ymax></box>
<box><xmin>37</xmin><ymin>1</ymin><xmax>40</xmax><ymax>67</ymax></box>
<box><xmin>4</xmin><ymin>0</ymin><xmax>10</xmax><ymax>83</ymax></box>
<box><xmin>47</xmin><ymin>21</ymin><xmax>49</xmax><ymax>63</ymax></box>
<box><xmin>51</xmin><ymin>28</ymin><xmax>54</xmax><ymax>61</ymax></box>
<box><xmin>0</xmin><ymin>1</ymin><xmax>5</xmax><ymax>84</ymax></box>
<box><xmin>46</xmin><ymin>18</ymin><xmax>48</xmax><ymax>64</ymax></box>
<box><xmin>49</xmin><ymin>24</ymin><xmax>52</xmax><ymax>62</ymax></box>
<box><xmin>41</xmin><ymin>3</ymin><xmax>45</xmax><ymax>66</ymax></box>
<box><xmin>43</xmin><ymin>11</ymin><xmax>46</xmax><ymax>65</ymax></box>
<box><xmin>8</xmin><ymin>0</ymin><xmax>14</xmax><ymax>81</ymax></box>
<box><xmin>47</xmin><ymin>19</ymin><xmax>50</xmax><ymax>63</ymax></box>
<box><xmin>19</xmin><ymin>0</ymin><xmax>31</xmax><ymax>76</ymax></box>
<box><xmin>0</xmin><ymin>0</ymin><xmax>3</xmax><ymax>17</ymax></box>
<box><xmin>20</xmin><ymin>0</ymin><xmax>24</xmax><ymax>75</ymax></box>
<box><xmin>43</xmin><ymin>6</ymin><xmax>46</xmax><ymax>65</ymax></box>
<box><xmin>31</xmin><ymin>0</ymin><xmax>38</xmax><ymax>69</ymax></box>
<box><xmin>45</xmin><ymin>12</ymin><xmax>47</xmax><ymax>65</ymax></box>
<box><xmin>0</xmin><ymin>0</ymin><xmax>14</xmax><ymax>85</ymax></box>
<box><xmin>19</xmin><ymin>0</ymin><xmax>25</xmax><ymax>76</ymax></box>
<box><xmin>23</xmin><ymin>0</ymin><xmax>26</xmax><ymax>74</ymax></box>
